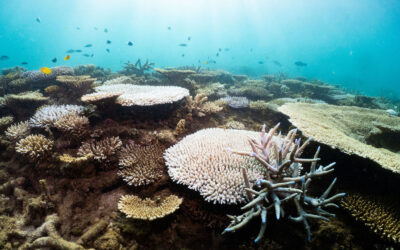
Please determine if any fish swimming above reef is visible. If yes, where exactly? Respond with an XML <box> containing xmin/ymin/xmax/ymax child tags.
<box><xmin>75</xmin><ymin>49</ymin><xmax>82</xmax><ymax>53</ymax></box>
<box><xmin>128</xmin><ymin>41</ymin><xmax>133</xmax><ymax>46</ymax></box>
<box><xmin>178</xmin><ymin>43</ymin><xmax>187</xmax><ymax>47</ymax></box>
<box><xmin>205</xmin><ymin>60</ymin><xmax>216</xmax><ymax>64</ymax></box>
<box><xmin>82</xmin><ymin>53</ymin><xmax>94</xmax><ymax>57</ymax></box>
<box><xmin>106</xmin><ymin>48</ymin><xmax>110</xmax><ymax>53</ymax></box>
<box><xmin>21</xmin><ymin>62</ymin><xmax>28</xmax><ymax>65</ymax></box>
<box><xmin>64</xmin><ymin>55</ymin><xmax>71</xmax><ymax>60</ymax></box>
<box><xmin>104</xmin><ymin>28</ymin><xmax>108</xmax><ymax>33</ymax></box>
<box><xmin>258</xmin><ymin>61</ymin><xmax>264</xmax><ymax>64</ymax></box>
<box><xmin>273</xmin><ymin>60</ymin><xmax>282</xmax><ymax>66</ymax></box>
<box><xmin>224</xmin><ymin>48</ymin><xmax>230</xmax><ymax>51</ymax></box>
<box><xmin>181</xmin><ymin>54</ymin><xmax>185</xmax><ymax>57</ymax></box>
<box><xmin>167</xmin><ymin>26</ymin><xmax>171</xmax><ymax>30</ymax></box>
<box><xmin>40</xmin><ymin>67</ymin><xmax>52</xmax><ymax>74</ymax></box>
<box><xmin>84</xmin><ymin>44</ymin><xmax>93</xmax><ymax>48</ymax></box>
<box><xmin>216</xmin><ymin>53</ymin><xmax>219</xmax><ymax>57</ymax></box>
<box><xmin>107</xmin><ymin>40</ymin><xmax>112</xmax><ymax>44</ymax></box>
<box><xmin>66</xmin><ymin>49</ymin><xmax>76</xmax><ymax>53</ymax></box>
<box><xmin>218</xmin><ymin>48</ymin><xmax>222</xmax><ymax>52</ymax></box>
<box><xmin>295</xmin><ymin>61</ymin><xmax>307</xmax><ymax>67</ymax></box>
<box><xmin>187</xmin><ymin>36</ymin><xmax>191</xmax><ymax>41</ymax></box>
<box><xmin>51</xmin><ymin>58</ymin><xmax>57</xmax><ymax>63</ymax></box>
<box><xmin>76</xmin><ymin>27</ymin><xmax>80</xmax><ymax>30</ymax></box>
<box><xmin>0</xmin><ymin>55</ymin><xmax>9</xmax><ymax>60</ymax></box>
<box><xmin>36</xmin><ymin>17</ymin><xmax>41</xmax><ymax>23</ymax></box>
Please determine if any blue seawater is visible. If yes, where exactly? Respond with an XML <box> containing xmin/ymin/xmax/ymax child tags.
<box><xmin>0</xmin><ymin>0</ymin><xmax>399</xmax><ymax>98</ymax></box>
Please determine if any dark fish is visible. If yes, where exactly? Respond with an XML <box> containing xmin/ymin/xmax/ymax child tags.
<box><xmin>104</xmin><ymin>28</ymin><xmax>108</xmax><ymax>33</ymax></box>
<box><xmin>216</xmin><ymin>53</ymin><xmax>219</xmax><ymax>57</ymax></box>
<box><xmin>273</xmin><ymin>60</ymin><xmax>282</xmax><ymax>67</ymax></box>
<box><xmin>178</xmin><ymin>43</ymin><xmax>187</xmax><ymax>47</ymax></box>
<box><xmin>224</xmin><ymin>48</ymin><xmax>230</xmax><ymax>51</ymax></box>
<box><xmin>21</xmin><ymin>62</ymin><xmax>28</xmax><ymax>65</ymax></box>
<box><xmin>208</xmin><ymin>60</ymin><xmax>216</xmax><ymax>64</ymax></box>
<box><xmin>91</xmin><ymin>54</ymin><xmax>94</xmax><ymax>57</ymax></box>
<box><xmin>167</xmin><ymin>26</ymin><xmax>171</xmax><ymax>30</ymax></box>
<box><xmin>127</xmin><ymin>41</ymin><xmax>133</xmax><ymax>46</ymax></box>
<box><xmin>83</xmin><ymin>53</ymin><xmax>90</xmax><ymax>57</ymax></box>
<box><xmin>76</xmin><ymin>27</ymin><xmax>80</xmax><ymax>30</ymax></box>
<box><xmin>0</xmin><ymin>55</ymin><xmax>9</xmax><ymax>60</ymax></box>
<box><xmin>94</xmin><ymin>27</ymin><xmax>98</xmax><ymax>30</ymax></box>
<box><xmin>181</xmin><ymin>54</ymin><xmax>185</xmax><ymax>57</ymax></box>
<box><xmin>250</xmin><ymin>48</ymin><xmax>253</xmax><ymax>52</ymax></box>
<box><xmin>218</xmin><ymin>48</ymin><xmax>222</xmax><ymax>52</ymax></box>
<box><xmin>258</xmin><ymin>61</ymin><xmax>264</xmax><ymax>64</ymax></box>
<box><xmin>51</xmin><ymin>58</ymin><xmax>57</xmax><ymax>63</ymax></box>
<box><xmin>66</xmin><ymin>49</ymin><xmax>75</xmax><ymax>53</ymax></box>
<box><xmin>75</xmin><ymin>49</ymin><xmax>82</xmax><ymax>53</ymax></box>
<box><xmin>294</xmin><ymin>61</ymin><xmax>307</xmax><ymax>67</ymax></box>
<box><xmin>187</xmin><ymin>36</ymin><xmax>191</xmax><ymax>41</ymax></box>
<box><xmin>84</xmin><ymin>44</ymin><xmax>93</xmax><ymax>48</ymax></box>
<box><xmin>107</xmin><ymin>40</ymin><xmax>112</xmax><ymax>44</ymax></box>
<box><xmin>106</xmin><ymin>48</ymin><xmax>110</xmax><ymax>53</ymax></box>
<box><xmin>36</xmin><ymin>17</ymin><xmax>40</xmax><ymax>23</ymax></box>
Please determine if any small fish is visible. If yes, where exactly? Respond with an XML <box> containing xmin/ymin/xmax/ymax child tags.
<box><xmin>0</xmin><ymin>55</ymin><xmax>9</xmax><ymax>60</ymax></box>
<box><xmin>250</xmin><ymin>48</ymin><xmax>253</xmax><ymax>52</ymax></box>
<box><xmin>178</xmin><ymin>43</ymin><xmax>187</xmax><ymax>47</ymax></box>
<box><xmin>181</xmin><ymin>54</ymin><xmax>185</xmax><ymax>57</ymax></box>
<box><xmin>91</xmin><ymin>54</ymin><xmax>94</xmax><ymax>57</ymax></box>
<box><xmin>167</xmin><ymin>26</ymin><xmax>171</xmax><ymax>30</ymax></box>
<box><xmin>294</xmin><ymin>61</ymin><xmax>307</xmax><ymax>67</ymax></box>
<box><xmin>21</xmin><ymin>62</ymin><xmax>28</xmax><ymax>65</ymax></box>
<box><xmin>216</xmin><ymin>53</ymin><xmax>219</xmax><ymax>57</ymax></box>
<box><xmin>83</xmin><ymin>53</ymin><xmax>91</xmax><ymax>57</ymax></box>
<box><xmin>94</xmin><ymin>27</ymin><xmax>98</xmax><ymax>30</ymax></box>
<box><xmin>206</xmin><ymin>60</ymin><xmax>216</xmax><ymax>64</ymax></box>
<box><xmin>66</xmin><ymin>49</ymin><xmax>75</xmax><ymax>53</ymax></box>
<box><xmin>187</xmin><ymin>36</ymin><xmax>191</xmax><ymax>41</ymax></box>
<box><xmin>84</xmin><ymin>44</ymin><xmax>93</xmax><ymax>47</ymax></box>
<box><xmin>106</xmin><ymin>48</ymin><xmax>110</xmax><ymax>53</ymax></box>
<box><xmin>224</xmin><ymin>48</ymin><xmax>230</xmax><ymax>51</ymax></box>
<box><xmin>75</xmin><ymin>49</ymin><xmax>82</xmax><ymax>53</ymax></box>
<box><xmin>6</xmin><ymin>73</ymin><xmax>12</xmax><ymax>78</ymax></box>
<box><xmin>273</xmin><ymin>60</ymin><xmax>282</xmax><ymax>67</ymax></box>
<box><xmin>36</xmin><ymin>17</ymin><xmax>41</xmax><ymax>23</ymax></box>
<box><xmin>258</xmin><ymin>61</ymin><xmax>264</xmax><ymax>64</ymax></box>
<box><xmin>218</xmin><ymin>48</ymin><xmax>222</xmax><ymax>52</ymax></box>
<box><xmin>51</xmin><ymin>58</ymin><xmax>57</xmax><ymax>63</ymax></box>
<box><xmin>40</xmin><ymin>67</ymin><xmax>52</xmax><ymax>74</ymax></box>
<box><xmin>64</xmin><ymin>54</ymin><xmax>71</xmax><ymax>60</ymax></box>
<box><xmin>76</xmin><ymin>27</ymin><xmax>80</xmax><ymax>30</ymax></box>
<box><xmin>104</xmin><ymin>28</ymin><xmax>108</xmax><ymax>33</ymax></box>
<box><xmin>106</xmin><ymin>40</ymin><xmax>112</xmax><ymax>44</ymax></box>
<box><xmin>127</xmin><ymin>41</ymin><xmax>133</xmax><ymax>46</ymax></box>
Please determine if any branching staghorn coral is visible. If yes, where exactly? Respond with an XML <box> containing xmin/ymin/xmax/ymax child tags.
<box><xmin>117</xmin><ymin>143</ymin><xmax>165</xmax><ymax>186</ymax></box>
<box><xmin>118</xmin><ymin>194</ymin><xmax>183</xmax><ymax>220</ymax></box>
<box><xmin>223</xmin><ymin>124</ymin><xmax>345</xmax><ymax>242</ymax></box>
<box><xmin>185</xmin><ymin>94</ymin><xmax>223</xmax><ymax>117</ymax></box>
<box><xmin>120</xmin><ymin>59</ymin><xmax>154</xmax><ymax>76</ymax></box>
<box><xmin>77</xmin><ymin>136</ymin><xmax>122</xmax><ymax>164</ymax></box>
<box><xmin>341</xmin><ymin>193</ymin><xmax>400</xmax><ymax>244</ymax></box>
<box><xmin>5</xmin><ymin>121</ymin><xmax>30</xmax><ymax>142</ymax></box>
<box><xmin>29</xmin><ymin>104</ymin><xmax>85</xmax><ymax>128</ymax></box>
<box><xmin>15</xmin><ymin>134</ymin><xmax>54</xmax><ymax>162</ymax></box>
<box><xmin>54</xmin><ymin>113</ymin><xmax>89</xmax><ymax>138</ymax></box>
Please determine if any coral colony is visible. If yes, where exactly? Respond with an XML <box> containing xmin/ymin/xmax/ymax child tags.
<box><xmin>223</xmin><ymin>124</ymin><xmax>345</xmax><ymax>242</ymax></box>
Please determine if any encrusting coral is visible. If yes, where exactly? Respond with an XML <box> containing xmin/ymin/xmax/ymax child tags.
<box><xmin>341</xmin><ymin>193</ymin><xmax>400</xmax><ymax>244</ymax></box>
<box><xmin>15</xmin><ymin>134</ymin><xmax>54</xmax><ymax>162</ymax></box>
<box><xmin>223</xmin><ymin>124</ymin><xmax>344</xmax><ymax>242</ymax></box>
<box><xmin>118</xmin><ymin>194</ymin><xmax>183</xmax><ymax>220</ymax></box>
<box><xmin>164</xmin><ymin>128</ymin><xmax>266</xmax><ymax>205</ymax></box>
<box><xmin>77</xmin><ymin>136</ymin><xmax>122</xmax><ymax>164</ymax></box>
<box><xmin>117</xmin><ymin>143</ymin><xmax>165</xmax><ymax>186</ymax></box>
<box><xmin>278</xmin><ymin>103</ymin><xmax>400</xmax><ymax>173</ymax></box>
<box><xmin>5</xmin><ymin>121</ymin><xmax>30</xmax><ymax>142</ymax></box>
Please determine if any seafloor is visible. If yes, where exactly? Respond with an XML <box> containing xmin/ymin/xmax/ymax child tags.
<box><xmin>0</xmin><ymin>61</ymin><xmax>399</xmax><ymax>250</ymax></box>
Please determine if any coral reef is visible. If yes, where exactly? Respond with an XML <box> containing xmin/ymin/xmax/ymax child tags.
<box><xmin>77</xmin><ymin>136</ymin><xmax>122</xmax><ymax>165</ymax></box>
<box><xmin>21</xmin><ymin>66</ymin><xmax>74</xmax><ymax>83</ymax></box>
<box><xmin>225</xmin><ymin>121</ymin><xmax>245</xmax><ymax>130</ymax></box>
<box><xmin>53</xmin><ymin>75</ymin><xmax>97</xmax><ymax>103</ymax></box>
<box><xmin>74</xmin><ymin>64</ymin><xmax>112</xmax><ymax>79</ymax></box>
<box><xmin>82</xmin><ymin>84</ymin><xmax>189</xmax><ymax>106</ymax></box>
<box><xmin>4</xmin><ymin>91</ymin><xmax>49</xmax><ymax>120</ymax></box>
<box><xmin>54</xmin><ymin>113</ymin><xmax>89</xmax><ymax>138</ymax></box>
<box><xmin>185</xmin><ymin>94</ymin><xmax>224</xmax><ymax>117</ymax></box>
<box><xmin>341</xmin><ymin>193</ymin><xmax>400</xmax><ymax>244</ymax></box>
<box><xmin>0</xmin><ymin>116</ymin><xmax>14</xmax><ymax>132</ymax></box>
<box><xmin>223</xmin><ymin>124</ymin><xmax>344</xmax><ymax>242</ymax></box>
<box><xmin>15</xmin><ymin>134</ymin><xmax>54</xmax><ymax>162</ymax></box>
<box><xmin>5</xmin><ymin>121</ymin><xmax>30</xmax><ymax>142</ymax></box>
<box><xmin>119</xmin><ymin>59</ymin><xmax>154</xmax><ymax>76</ymax></box>
<box><xmin>118</xmin><ymin>194</ymin><xmax>183</xmax><ymax>220</ymax></box>
<box><xmin>29</xmin><ymin>104</ymin><xmax>84</xmax><ymax>128</ymax></box>
<box><xmin>164</xmin><ymin>128</ymin><xmax>266</xmax><ymax>204</ymax></box>
<box><xmin>221</xmin><ymin>96</ymin><xmax>249</xmax><ymax>109</ymax></box>
<box><xmin>278</xmin><ymin>103</ymin><xmax>400</xmax><ymax>173</ymax></box>
<box><xmin>118</xmin><ymin>143</ymin><xmax>165</xmax><ymax>186</ymax></box>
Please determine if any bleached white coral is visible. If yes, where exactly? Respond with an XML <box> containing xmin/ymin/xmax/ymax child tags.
<box><xmin>29</xmin><ymin>104</ymin><xmax>85</xmax><ymax>128</ymax></box>
<box><xmin>81</xmin><ymin>84</ymin><xmax>189</xmax><ymax>106</ymax></box>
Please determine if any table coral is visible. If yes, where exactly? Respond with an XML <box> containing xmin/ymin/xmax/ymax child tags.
<box><xmin>118</xmin><ymin>194</ymin><xmax>183</xmax><ymax>220</ymax></box>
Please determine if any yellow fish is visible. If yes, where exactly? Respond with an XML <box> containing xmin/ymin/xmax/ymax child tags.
<box><xmin>40</xmin><ymin>67</ymin><xmax>52</xmax><ymax>74</ymax></box>
<box><xmin>205</xmin><ymin>61</ymin><xmax>209</xmax><ymax>64</ymax></box>
<box><xmin>64</xmin><ymin>54</ymin><xmax>71</xmax><ymax>60</ymax></box>
<box><xmin>6</xmin><ymin>73</ymin><xmax>12</xmax><ymax>78</ymax></box>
